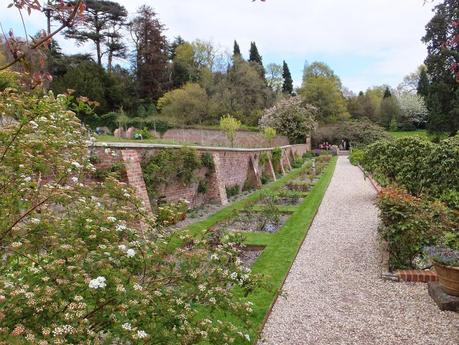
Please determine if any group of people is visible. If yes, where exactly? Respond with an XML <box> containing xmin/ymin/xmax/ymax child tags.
<box><xmin>318</xmin><ymin>140</ymin><xmax>350</xmax><ymax>151</ymax></box>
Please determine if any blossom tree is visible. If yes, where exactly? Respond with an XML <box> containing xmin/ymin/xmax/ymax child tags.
<box><xmin>259</xmin><ymin>96</ymin><xmax>318</xmax><ymax>144</ymax></box>
<box><xmin>0</xmin><ymin>1</ymin><xmax>264</xmax><ymax>343</ymax></box>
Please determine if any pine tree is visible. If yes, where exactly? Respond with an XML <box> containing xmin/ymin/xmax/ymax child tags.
<box><xmin>63</xmin><ymin>0</ymin><xmax>127</xmax><ymax>67</ymax></box>
<box><xmin>383</xmin><ymin>87</ymin><xmax>392</xmax><ymax>99</ymax></box>
<box><xmin>417</xmin><ymin>68</ymin><xmax>430</xmax><ymax>99</ymax></box>
<box><xmin>422</xmin><ymin>0</ymin><xmax>459</xmax><ymax>135</ymax></box>
<box><xmin>130</xmin><ymin>5</ymin><xmax>169</xmax><ymax>102</ymax></box>
<box><xmin>248</xmin><ymin>42</ymin><xmax>265</xmax><ymax>80</ymax></box>
<box><xmin>233</xmin><ymin>40</ymin><xmax>241</xmax><ymax>58</ymax></box>
<box><xmin>249</xmin><ymin>42</ymin><xmax>262</xmax><ymax>65</ymax></box>
<box><xmin>282</xmin><ymin>60</ymin><xmax>293</xmax><ymax>95</ymax></box>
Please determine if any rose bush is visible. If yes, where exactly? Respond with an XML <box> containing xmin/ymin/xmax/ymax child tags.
<box><xmin>0</xmin><ymin>89</ymin><xmax>260</xmax><ymax>344</ymax></box>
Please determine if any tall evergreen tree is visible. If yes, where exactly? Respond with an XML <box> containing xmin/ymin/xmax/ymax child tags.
<box><xmin>422</xmin><ymin>0</ymin><xmax>459</xmax><ymax>135</ymax></box>
<box><xmin>233</xmin><ymin>40</ymin><xmax>241</xmax><ymax>58</ymax></box>
<box><xmin>130</xmin><ymin>5</ymin><xmax>169</xmax><ymax>103</ymax></box>
<box><xmin>249</xmin><ymin>42</ymin><xmax>263</xmax><ymax>65</ymax></box>
<box><xmin>417</xmin><ymin>68</ymin><xmax>430</xmax><ymax>100</ymax></box>
<box><xmin>282</xmin><ymin>60</ymin><xmax>293</xmax><ymax>95</ymax></box>
<box><xmin>62</xmin><ymin>0</ymin><xmax>127</xmax><ymax>67</ymax></box>
<box><xmin>383</xmin><ymin>87</ymin><xmax>392</xmax><ymax>99</ymax></box>
<box><xmin>248</xmin><ymin>42</ymin><xmax>265</xmax><ymax>80</ymax></box>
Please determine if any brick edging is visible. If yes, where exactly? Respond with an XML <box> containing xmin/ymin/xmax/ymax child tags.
<box><xmin>396</xmin><ymin>270</ymin><xmax>438</xmax><ymax>283</ymax></box>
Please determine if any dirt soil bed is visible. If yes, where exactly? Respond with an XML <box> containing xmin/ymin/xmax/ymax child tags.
<box><xmin>218</xmin><ymin>212</ymin><xmax>290</xmax><ymax>233</ymax></box>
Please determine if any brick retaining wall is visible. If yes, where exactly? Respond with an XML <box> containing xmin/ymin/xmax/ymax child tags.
<box><xmin>90</xmin><ymin>143</ymin><xmax>310</xmax><ymax>211</ymax></box>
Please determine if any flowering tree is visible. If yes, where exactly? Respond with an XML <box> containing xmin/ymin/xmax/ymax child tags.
<box><xmin>260</xmin><ymin>96</ymin><xmax>318</xmax><ymax>144</ymax></box>
<box><xmin>0</xmin><ymin>89</ymin><xmax>259</xmax><ymax>343</ymax></box>
<box><xmin>396</xmin><ymin>91</ymin><xmax>428</xmax><ymax>128</ymax></box>
<box><xmin>0</xmin><ymin>1</ymin><xmax>266</xmax><ymax>342</ymax></box>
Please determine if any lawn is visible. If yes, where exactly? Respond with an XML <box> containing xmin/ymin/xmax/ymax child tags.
<box><xmin>175</xmin><ymin>156</ymin><xmax>338</xmax><ymax>343</ymax></box>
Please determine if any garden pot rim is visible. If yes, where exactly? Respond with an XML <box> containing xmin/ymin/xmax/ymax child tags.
<box><xmin>433</xmin><ymin>260</ymin><xmax>459</xmax><ymax>271</ymax></box>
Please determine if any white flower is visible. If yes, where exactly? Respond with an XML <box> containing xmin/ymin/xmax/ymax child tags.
<box><xmin>116</xmin><ymin>224</ymin><xmax>127</xmax><ymax>232</ymax></box>
<box><xmin>210</xmin><ymin>254</ymin><xmax>219</xmax><ymax>261</ymax></box>
<box><xmin>107</xmin><ymin>216</ymin><xmax>117</xmax><ymax>223</ymax></box>
<box><xmin>198</xmin><ymin>284</ymin><xmax>206</xmax><ymax>292</ymax></box>
<box><xmin>244</xmin><ymin>334</ymin><xmax>250</xmax><ymax>341</ymax></box>
<box><xmin>133</xmin><ymin>283</ymin><xmax>143</xmax><ymax>291</ymax></box>
<box><xmin>71</xmin><ymin>161</ymin><xmax>81</xmax><ymax>169</ymax></box>
<box><xmin>126</xmin><ymin>249</ymin><xmax>136</xmax><ymax>258</ymax></box>
<box><xmin>118</xmin><ymin>245</ymin><xmax>127</xmax><ymax>252</ymax></box>
<box><xmin>121</xmin><ymin>323</ymin><xmax>132</xmax><ymax>331</ymax></box>
<box><xmin>137</xmin><ymin>330</ymin><xmax>148</xmax><ymax>339</ymax></box>
<box><xmin>23</xmin><ymin>176</ymin><xmax>32</xmax><ymax>182</ymax></box>
<box><xmin>230</xmin><ymin>272</ymin><xmax>238</xmax><ymax>280</ymax></box>
<box><xmin>29</xmin><ymin>121</ymin><xmax>38</xmax><ymax>128</ymax></box>
<box><xmin>71</xmin><ymin>176</ymin><xmax>78</xmax><ymax>183</ymax></box>
<box><xmin>209</xmin><ymin>297</ymin><xmax>216</xmax><ymax>304</ymax></box>
<box><xmin>30</xmin><ymin>218</ymin><xmax>40</xmax><ymax>225</ymax></box>
<box><xmin>88</xmin><ymin>276</ymin><xmax>107</xmax><ymax>289</ymax></box>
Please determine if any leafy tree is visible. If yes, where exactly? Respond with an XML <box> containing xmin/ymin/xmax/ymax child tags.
<box><xmin>300</xmin><ymin>62</ymin><xmax>349</xmax><ymax>123</ymax></box>
<box><xmin>169</xmin><ymin>36</ymin><xmax>186</xmax><ymax>60</ymax></box>
<box><xmin>422</xmin><ymin>0</ymin><xmax>459</xmax><ymax>135</ymax></box>
<box><xmin>383</xmin><ymin>86</ymin><xmax>392</xmax><ymax>99</ymax></box>
<box><xmin>220</xmin><ymin>114</ymin><xmax>241</xmax><ymax>147</ymax></box>
<box><xmin>62</xmin><ymin>0</ymin><xmax>128</xmax><ymax>67</ymax></box>
<box><xmin>265</xmin><ymin>63</ymin><xmax>283</xmax><ymax>94</ymax></box>
<box><xmin>260</xmin><ymin>96</ymin><xmax>318</xmax><ymax>143</ymax></box>
<box><xmin>157</xmin><ymin>83</ymin><xmax>210</xmax><ymax>125</ymax></box>
<box><xmin>282</xmin><ymin>60</ymin><xmax>293</xmax><ymax>95</ymax></box>
<box><xmin>212</xmin><ymin>59</ymin><xmax>273</xmax><ymax>125</ymax></box>
<box><xmin>130</xmin><ymin>5</ymin><xmax>169</xmax><ymax>103</ymax></box>
<box><xmin>397</xmin><ymin>91</ymin><xmax>428</xmax><ymax>130</ymax></box>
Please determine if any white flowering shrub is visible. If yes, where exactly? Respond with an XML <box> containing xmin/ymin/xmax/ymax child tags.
<box><xmin>0</xmin><ymin>89</ymin><xmax>261</xmax><ymax>344</ymax></box>
<box><xmin>259</xmin><ymin>96</ymin><xmax>318</xmax><ymax>144</ymax></box>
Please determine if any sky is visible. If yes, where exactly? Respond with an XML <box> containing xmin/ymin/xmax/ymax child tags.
<box><xmin>0</xmin><ymin>0</ymin><xmax>436</xmax><ymax>93</ymax></box>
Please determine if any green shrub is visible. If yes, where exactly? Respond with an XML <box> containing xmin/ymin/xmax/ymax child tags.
<box><xmin>134</xmin><ymin>127</ymin><xmax>154</xmax><ymax>140</ymax></box>
<box><xmin>378</xmin><ymin>188</ymin><xmax>458</xmax><ymax>269</ymax></box>
<box><xmin>201</xmin><ymin>152</ymin><xmax>215</xmax><ymax>171</ymax></box>
<box><xmin>197</xmin><ymin>179</ymin><xmax>209</xmax><ymax>194</ymax></box>
<box><xmin>226</xmin><ymin>184</ymin><xmax>241</xmax><ymax>198</ymax></box>
<box><xmin>349</xmin><ymin>148</ymin><xmax>364</xmax><ymax>166</ymax></box>
<box><xmin>362</xmin><ymin>136</ymin><xmax>458</xmax><ymax>197</ymax></box>
<box><xmin>155</xmin><ymin>200</ymin><xmax>189</xmax><ymax>227</ymax></box>
<box><xmin>271</xmin><ymin>147</ymin><xmax>282</xmax><ymax>166</ymax></box>
<box><xmin>142</xmin><ymin>147</ymin><xmax>202</xmax><ymax>200</ymax></box>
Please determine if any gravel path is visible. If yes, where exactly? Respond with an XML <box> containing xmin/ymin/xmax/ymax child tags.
<box><xmin>259</xmin><ymin>156</ymin><xmax>459</xmax><ymax>345</ymax></box>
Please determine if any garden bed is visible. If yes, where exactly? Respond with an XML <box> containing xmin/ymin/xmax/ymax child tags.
<box><xmin>240</xmin><ymin>245</ymin><xmax>266</xmax><ymax>268</ymax></box>
<box><xmin>217</xmin><ymin>211</ymin><xmax>290</xmax><ymax>233</ymax></box>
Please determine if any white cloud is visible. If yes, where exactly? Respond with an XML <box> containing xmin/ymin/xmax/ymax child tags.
<box><xmin>0</xmin><ymin>0</ymin><xmax>435</xmax><ymax>92</ymax></box>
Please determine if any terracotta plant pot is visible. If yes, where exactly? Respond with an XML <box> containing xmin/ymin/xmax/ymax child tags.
<box><xmin>433</xmin><ymin>261</ymin><xmax>459</xmax><ymax>297</ymax></box>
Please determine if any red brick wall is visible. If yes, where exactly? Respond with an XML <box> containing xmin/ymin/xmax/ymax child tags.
<box><xmin>152</xmin><ymin>128</ymin><xmax>290</xmax><ymax>148</ymax></box>
<box><xmin>92</xmin><ymin>143</ymin><xmax>311</xmax><ymax>210</ymax></box>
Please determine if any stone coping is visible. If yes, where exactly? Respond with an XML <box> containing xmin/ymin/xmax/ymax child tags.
<box><xmin>92</xmin><ymin>142</ymin><xmax>304</xmax><ymax>153</ymax></box>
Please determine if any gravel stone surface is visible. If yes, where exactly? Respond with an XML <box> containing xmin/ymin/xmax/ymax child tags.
<box><xmin>259</xmin><ymin>157</ymin><xmax>459</xmax><ymax>345</ymax></box>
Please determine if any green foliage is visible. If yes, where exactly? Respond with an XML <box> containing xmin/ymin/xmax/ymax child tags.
<box><xmin>93</xmin><ymin>162</ymin><xmax>127</xmax><ymax>181</ymax></box>
<box><xmin>134</xmin><ymin>128</ymin><xmax>154</xmax><ymax>139</ymax></box>
<box><xmin>378</xmin><ymin>188</ymin><xmax>458</xmax><ymax>269</ymax></box>
<box><xmin>282</xmin><ymin>61</ymin><xmax>293</xmax><ymax>95</ymax></box>
<box><xmin>0</xmin><ymin>90</ymin><xmax>259</xmax><ymax>343</ymax></box>
<box><xmin>0</xmin><ymin>69</ymin><xmax>19</xmax><ymax>90</ymax></box>
<box><xmin>155</xmin><ymin>200</ymin><xmax>189</xmax><ymax>227</ymax></box>
<box><xmin>312</xmin><ymin>119</ymin><xmax>390</xmax><ymax>148</ymax></box>
<box><xmin>422</xmin><ymin>0</ymin><xmax>459</xmax><ymax>135</ymax></box>
<box><xmin>271</xmin><ymin>147</ymin><xmax>282</xmax><ymax>166</ymax></box>
<box><xmin>197</xmin><ymin>179</ymin><xmax>209</xmax><ymax>194</ymax></box>
<box><xmin>201</xmin><ymin>152</ymin><xmax>215</xmax><ymax>171</ymax></box>
<box><xmin>260</xmin><ymin>96</ymin><xmax>318</xmax><ymax>144</ymax></box>
<box><xmin>378</xmin><ymin>94</ymin><xmax>401</xmax><ymax>129</ymax></box>
<box><xmin>349</xmin><ymin>148</ymin><xmax>365</xmax><ymax>166</ymax></box>
<box><xmin>157</xmin><ymin>83</ymin><xmax>210</xmax><ymax>125</ymax></box>
<box><xmin>220</xmin><ymin>115</ymin><xmax>241</xmax><ymax>147</ymax></box>
<box><xmin>226</xmin><ymin>184</ymin><xmax>241</xmax><ymax>198</ymax></box>
<box><xmin>142</xmin><ymin>148</ymin><xmax>202</xmax><ymax>200</ymax></box>
<box><xmin>263</xmin><ymin>127</ymin><xmax>277</xmax><ymax>146</ymax></box>
<box><xmin>300</xmin><ymin>62</ymin><xmax>349</xmax><ymax>123</ymax></box>
<box><xmin>362</xmin><ymin>136</ymin><xmax>459</xmax><ymax>197</ymax></box>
